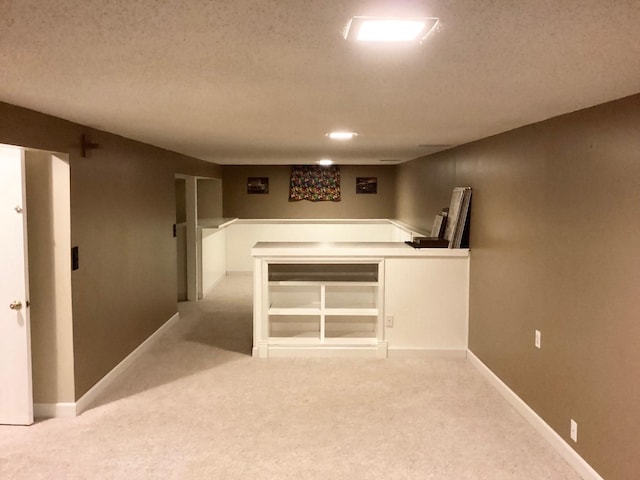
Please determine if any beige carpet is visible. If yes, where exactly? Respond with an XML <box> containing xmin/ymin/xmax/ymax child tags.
<box><xmin>0</xmin><ymin>274</ymin><xmax>581</xmax><ymax>479</ymax></box>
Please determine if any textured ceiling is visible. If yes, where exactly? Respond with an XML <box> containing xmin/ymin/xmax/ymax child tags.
<box><xmin>1</xmin><ymin>0</ymin><xmax>639</xmax><ymax>165</ymax></box>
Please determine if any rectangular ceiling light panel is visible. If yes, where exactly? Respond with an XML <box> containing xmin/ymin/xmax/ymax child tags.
<box><xmin>327</xmin><ymin>131</ymin><xmax>358</xmax><ymax>140</ymax></box>
<box><xmin>344</xmin><ymin>16</ymin><xmax>439</xmax><ymax>43</ymax></box>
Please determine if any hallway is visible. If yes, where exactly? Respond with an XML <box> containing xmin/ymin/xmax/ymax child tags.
<box><xmin>0</xmin><ymin>275</ymin><xmax>579</xmax><ymax>479</ymax></box>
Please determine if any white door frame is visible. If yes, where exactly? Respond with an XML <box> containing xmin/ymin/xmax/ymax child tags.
<box><xmin>175</xmin><ymin>174</ymin><xmax>199</xmax><ymax>301</ymax></box>
<box><xmin>175</xmin><ymin>174</ymin><xmax>223</xmax><ymax>301</ymax></box>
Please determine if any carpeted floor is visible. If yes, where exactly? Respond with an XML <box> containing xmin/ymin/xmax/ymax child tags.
<box><xmin>0</xmin><ymin>274</ymin><xmax>581</xmax><ymax>479</ymax></box>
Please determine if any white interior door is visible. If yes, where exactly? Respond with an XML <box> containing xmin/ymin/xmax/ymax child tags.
<box><xmin>0</xmin><ymin>144</ymin><xmax>33</xmax><ymax>425</ymax></box>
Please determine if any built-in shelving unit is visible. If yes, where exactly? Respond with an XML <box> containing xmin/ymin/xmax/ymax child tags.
<box><xmin>252</xmin><ymin>241</ymin><xmax>470</xmax><ymax>359</ymax></box>
<box><xmin>256</xmin><ymin>261</ymin><xmax>384</xmax><ymax>355</ymax></box>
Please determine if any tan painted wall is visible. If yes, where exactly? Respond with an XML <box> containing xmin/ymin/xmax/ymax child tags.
<box><xmin>222</xmin><ymin>165</ymin><xmax>396</xmax><ymax>219</ymax></box>
<box><xmin>395</xmin><ymin>155</ymin><xmax>456</xmax><ymax>233</ymax></box>
<box><xmin>197</xmin><ymin>177</ymin><xmax>223</xmax><ymax>220</ymax></box>
<box><xmin>1</xmin><ymin>101</ymin><xmax>221</xmax><ymax>400</ymax></box>
<box><xmin>395</xmin><ymin>93</ymin><xmax>640</xmax><ymax>480</ymax></box>
<box><xmin>175</xmin><ymin>178</ymin><xmax>186</xmax><ymax>224</ymax></box>
<box><xmin>25</xmin><ymin>150</ymin><xmax>75</xmax><ymax>403</ymax></box>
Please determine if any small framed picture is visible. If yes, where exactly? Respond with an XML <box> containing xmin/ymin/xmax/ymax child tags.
<box><xmin>247</xmin><ymin>177</ymin><xmax>269</xmax><ymax>194</ymax></box>
<box><xmin>356</xmin><ymin>177</ymin><xmax>377</xmax><ymax>194</ymax></box>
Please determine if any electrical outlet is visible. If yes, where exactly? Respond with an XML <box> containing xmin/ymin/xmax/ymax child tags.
<box><xmin>535</xmin><ymin>330</ymin><xmax>541</xmax><ymax>349</ymax></box>
<box><xmin>385</xmin><ymin>315</ymin><xmax>394</xmax><ymax>328</ymax></box>
<box><xmin>570</xmin><ymin>419</ymin><xmax>578</xmax><ymax>442</ymax></box>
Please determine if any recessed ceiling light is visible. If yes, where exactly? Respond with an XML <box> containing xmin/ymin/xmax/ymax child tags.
<box><xmin>343</xmin><ymin>16</ymin><xmax>439</xmax><ymax>43</ymax></box>
<box><xmin>318</xmin><ymin>159</ymin><xmax>333</xmax><ymax>166</ymax></box>
<box><xmin>326</xmin><ymin>131</ymin><xmax>358</xmax><ymax>140</ymax></box>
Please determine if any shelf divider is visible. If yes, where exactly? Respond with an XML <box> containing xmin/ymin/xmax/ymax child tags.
<box><xmin>268</xmin><ymin>307</ymin><xmax>321</xmax><ymax>315</ymax></box>
<box><xmin>324</xmin><ymin>308</ymin><xmax>378</xmax><ymax>316</ymax></box>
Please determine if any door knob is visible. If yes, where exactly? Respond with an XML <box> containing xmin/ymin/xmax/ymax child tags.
<box><xmin>9</xmin><ymin>301</ymin><xmax>22</xmax><ymax>310</ymax></box>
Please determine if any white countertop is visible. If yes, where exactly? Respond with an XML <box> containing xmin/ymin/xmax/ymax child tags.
<box><xmin>198</xmin><ymin>217</ymin><xmax>238</xmax><ymax>229</ymax></box>
<box><xmin>251</xmin><ymin>242</ymin><xmax>469</xmax><ymax>258</ymax></box>
<box><xmin>220</xmin><ymin>218</ymin><xmax>427</xmax><ymax>234</ymax></box>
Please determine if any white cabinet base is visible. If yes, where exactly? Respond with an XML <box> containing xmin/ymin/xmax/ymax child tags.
<box><xmin>387</xmin><ymin>348</ymin><xmax>467</xmax><ymax>358</ymax></box>
<box><xmin>253</xmin><ymin>342</ymin><xmax>388</xmax><ymax>358</ymax></box>
<box><xmin>252</xmin><ymin>242</ymin><xmax>469</xmax><ymax>358</ymax></box>
<box><xmin>253</xmin><ymin>257</ymin><xmax>385</xmax><ymax>357</ymax></box>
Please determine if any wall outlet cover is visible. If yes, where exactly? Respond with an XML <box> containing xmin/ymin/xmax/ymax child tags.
<box><xmin>570</xmin><ymin>419</ymin><xmax>578</xmax><ymax>442</ymax></box>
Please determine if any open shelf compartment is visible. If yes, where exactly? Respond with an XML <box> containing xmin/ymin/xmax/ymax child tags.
<box><xmin>325</xmin><ymin>285</ymin><xmax>377</xmax><ymax>310</ymax></box>
<box><xmin>269</xmin><ymin>284</ymin><xmax>320</xmax><ymax>311</ymax></box>
<box><xmin>268</xmin><ymin>263</ymin><xmax>378</xmax><ymax>283</ymax></box>
<box><xmin>324</xmin><ymin>315</ymin><xmax>377</xmax><ymax>340</ymax></box>
<box><xmin>269</xmin><ymin>315</ymin><xmax>320</xmax><ymax>340</ymax></box>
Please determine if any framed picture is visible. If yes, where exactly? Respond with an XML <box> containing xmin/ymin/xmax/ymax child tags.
<box><xmin>247</xmin><ymin>177</ymin><xmax>269</xmax><ymax>194</ymax></box>
<box><xmin>431</xmin><ymin>214</ymin><xmax>446</xmax><ymax>239</ymax></box>
<box><xmin>356</xmin><ymin>177</ymin><xmax>377</xmax><ymax>194</ymax></box>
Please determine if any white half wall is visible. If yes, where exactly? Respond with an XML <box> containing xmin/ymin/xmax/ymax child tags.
<box><xmin>384</xmin><ymin>257</ymin><xmax>469</xmax><ymax>351</ymax></box>
<box><xmin>225</xmin><ymin>219</ymin><xmax>419</xmax><ymax>272</ymax></box>
<box><xmin>201</xmin><ymin>227</ymin><xmax>226</xmax><ymax>296</ymax></box>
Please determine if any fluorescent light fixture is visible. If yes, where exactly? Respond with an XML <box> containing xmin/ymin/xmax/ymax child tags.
<box><xmin>326</xmin><ymin>131</ymin><xmax>358</xmax><ymax>140</ymax></box>
<box><xmin>318</xmin><ymin>159</ymin><xmax>333</xmax><ymax>166</ymax></box>
<box><xmin>344</xmin><ymin>16</ymin><xmax>439</xmax><ymax>43</ymax></box>
<box><xmin>359</xmin><ymin>20</ymin><xmax>425</xmax><ymax>41</ymax></box>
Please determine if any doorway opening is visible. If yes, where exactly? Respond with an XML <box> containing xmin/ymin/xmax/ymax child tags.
<box><xmin>174</xmin><ymin>175</ymin><xmax>223</xmax><ymax>302</ymax></box>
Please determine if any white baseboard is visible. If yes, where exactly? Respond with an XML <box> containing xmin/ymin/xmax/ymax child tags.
<box><xmin>34</xmin><ymin>402</ymin><xmax>76</xmax><ymax>419</ymax></box>
<box><xmin>74</xmin><ymin>312</ymin><xmax>181</xmax><ymax>416</ymax></box>
<box><xmin>259</xmin><ymin>345</ymin><xmax>381</xmax><ymax>358</ymax></box>
<box><xmin>388</xmin><ymin>348</ymin><xmax>467</xmax><ymax>359</ymax></box>
<box><xmin>467</xmin><ymin>350</ymin><xmax>604</xmax><ymax>480</ymax></box>
<box><xmin>33</xmin><ymin>313</ymin><xmax>180</xmax><ymax>419</ymax></box>
<box><xmin>251</xmin><ymin>346</ymin><xmax>467</xmax><ymax>359</ymax></box>
<box><xmin>202</xmin><ymin>272</ymin><xmax>226</xmax><ymax>298</ymax></box>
